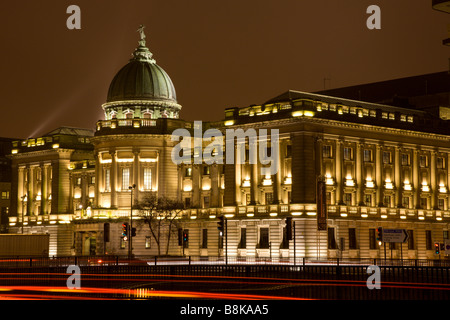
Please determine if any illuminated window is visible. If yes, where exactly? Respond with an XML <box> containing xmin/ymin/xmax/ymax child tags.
<box><xmin>145</xmin><ymin>237</ymin><xmax>151</xmax><ymax>249</ymax></box>
<box><xmin>383</xmin><ymin>195</ymin><xmax>391</xmax><ymax>207</ymax></box>
<box><xmin>185</xmin><ymin>167</ymin><xmax>192</xmax><ymax>177</ymax></box>
<box><xmin>369</xmin><ymin>110</ymin><xmax>377</xmax><ymax>117</ymax></box>
<box><xmin>388</xmin><ymin>113</ymin><xmax>395</xmax><ymax>120</ymax></box>
<box><xmin>1</xmin><ymin>191</ymin><xmax>9</xmax><ymax>200</ymax></box>
<box><xmin>122</xmin><ymin>168</ymin><xmax>130</xmax><ymax>190</ymax></box>
<box><xmin>407</xmin><ymin>116</ymin><xmax>414</xmax><ymax>123</ymax></box>
<box><xmin>363</xmin><ymin>149</ymin><xmax>373</xmax><ymax>162</ymax></box>
<box><xmin>419</xmin><ymin>155</ymin><xmax>428</xmax><ymax>168</ymax></box>
<box><xmin>383</xmin><ymin>151</ymin><xmax>392</xmax><ymax>164</ymax></box>
<box><xmin>382</xmin><ymin>112</ymin><xmax>388</xmax><ymax>119</ymax></box>
<box><xmin>143</xmin><ymin>168</ymin><xmax>152</xmax><ymax>190</ymax></box>
<box><xmin>322</xmin><ymin>145</ymin><xmax>332</xmax><ymax>158</ymax></box>
<box><xmin>343</xmin><ymin>147</ymin><xmax>353</xmax><ymax>161</ymax></box>
<box><xmin>401</xmin><ymin>153</ymin><xmax>410</xmax><ymax>166</ymax></box>
<box><xmin>203</xmin><ymin>166</ymin><xmax>210</xmax><ymax>175</ymax></box>
<box><xmin>104</xmin><ymin>169</ymin><xmax>110</xmax><ymax>192</ymax></box>
<box><xmin>402</xmin><ymin>196</ymin><xmax>410</xmax><ymax>208</ymax></box>
<box><xmin>344</xmin><ymin>193</ymin><xmax>352</xmax><ymax>206</ymax></box>
<box><xmin>438</xmin><ymin>199</ymin><xmax>445</xmax><ymax>211</ymax></box>
<box><xmin>265</xmin><ymin>192</ymin><xmax>273</xmax><ymax>205</ymax></box>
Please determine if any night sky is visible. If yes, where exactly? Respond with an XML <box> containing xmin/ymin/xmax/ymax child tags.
<box><xmin>0</xmin><ymin>0</ymin><xmax>448</xmax><ymax>139</ymax></box>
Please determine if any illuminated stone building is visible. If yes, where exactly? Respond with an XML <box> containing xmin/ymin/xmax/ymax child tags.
<box><xmin>7</xmin><ymin>29</ymin><xmax>450</xmax><ymax>260</ymax></box>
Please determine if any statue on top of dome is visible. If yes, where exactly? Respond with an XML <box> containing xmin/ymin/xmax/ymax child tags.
<box><xmin>137</xmin><ymin>24</ymin><xmax>146</xmax><ymax>44</ymax></box>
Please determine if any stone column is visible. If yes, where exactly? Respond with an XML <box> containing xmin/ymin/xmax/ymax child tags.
<box><xmin>17</xmin><ymin>167</ymin><xmax>24</xmax><ymax>216</ymax></box>
<box><xmin>356</xmin><ymin>142</ymin><xmax>363</xmax><ymax>205</ymax></box>
<box><xmin>375</xmin><ymin>145</ymin><xmax>382</xmax><ymax>206</ymax></box>
<box><xmin>94</xmin><ymin>152</ymin><xmax>100</xmax><ymax>207</ymax></box>
<box><xmin>413</xmin><ymin>149</ymin><xmax>420</xmax><ymax>209</ymax></box>
<box><xmin>192</xmin><ymin>164</ymin><xmax>201</xmax><ymax>207</ymax></box>
<box><xmin>431</xmin><ymin>150</ymin><xmax>437</xmax><ymax>209</ymax></box>
<box><xmin>335</xmin><ymin>140</ymin><xmax>343</xmax><ymax>205</ymax></box>
<box><xmin>133</xmin><ymin>148</ymin><xmax>140</xmax><ymax>203</ymax></box>
<box><xmin>395</xmin><ymin>146</ymin><xmax>401</xmax><ymax>207</ymax></box>
<box><xmin>109</xmin><ymin>149</ymin><xmax>117</xmax><ymax>208</ymax></box>
<box><xmin>210</xmin><ymin>164</ymin><xmax>219</xmax><ymax>208</ymax></box>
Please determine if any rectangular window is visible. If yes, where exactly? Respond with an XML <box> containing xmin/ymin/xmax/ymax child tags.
<box><xmin>383</xmin><ymin>151</ymin><xmax>392</xmax><ymax>164</ymax></box>
<box><xmin>90</xmin><ymin>176</ymin><xmax>95</xmax><ymax>184</ymax></box>
<box><xmin>1</xmin><ymin>191</ymin><xmax>9</xmax><ymax>200</ymax></box>
<box><xmin>143</xmin><ymin>168</ymin><xmax>152</xmax><ymax>190</ymax></box>
<box><xmin>281</xmin><ymin>226</ymin><xmax>289</xmax><ymax>249</ymax></box>
<box><xmin>419</xmin><ymin>155</ymin><xmax>428</xmax><ymax>168</ymax></box>
<box><xmin>145</xmin><ymin>236</ymin><xmax>151</xmax><ymax>249</ymax></box>
<box><xmin>344</xmin><ymin>193</ymin><xmax>352</xmax><ymax>206</ymax></box>
<box><xmin>363</xmin><ymin>149</ymin><xmax>372</xmax><ymax>162</ymax></box>
<box><xmin>438</xmin><ymin>199</ymin><xmax>445</xmax><ymax>211</ymax></box>
<box><xmin>202</xmin><ymin>229</ymin><xmax>208</xmax><ymax>249</ymax></box>
<box><xmin>369</xmin><ymin>229</ymin><xmax>377</xmax><ymax>249</ymax></box>
<box><xmin>258</xmin><ymin>228</ymin><xmax>269</xmax><ymax>249</ymax></box>
<box><xmin>203</xmin><ymin>196</ymin><xmax>210</xmax><ymax>208</ymax></box>
<box><xmin>349</xmin><ymin>228</ymin><xmax>357</xmax><ymax>249</ymax></box>
<box><xmin>383</xmin><ymin>195</ymin><xmax>391</xmax><ymax>207</ymax></box>
<box><xmin>105</xmin><ymin>169</ymin><xmax>110</xmax><ymax>192</ymax></box>
<box><xmin>420</xmin><ymin>197</ymin><xmax>428</xmax><ymax>209</ymax></box>
<box><xmin>203</xmin><ymin>166</ymin><xmax>210</xmax><ymax>175</ymax></box>
<box><xmin>401</xmin><ymin>153</ymin><xmax>410</xmax><ymax>166</ymax></box>
<box><xmin>265</xmin><ymin>192</ymin><xmax>273</xmax><ymax>205</ymax></box>
<box><xmin>407</xmin><ymin>230</ymin><xmax>414</xmax><ymax>250</ymax></box>
<box><xmin>323</xmin><ymin>145</ymin><xmax>332</xmax><ymax>158</ymax></box>
<box><xmin>122</xmin><ymin>168</ymin><xmax>130</xmax><ymax>190</ymax></box>
<box><xmin>238</xmin><ymin>228</ymin><xmax>247</xmax><ymax>249</ymax></box>
<box><xmin>184</xmin><ymin>197</ymin><xmax>191</xmax><ymax>208</ymax></box>
<box><xmin>185</xmin><ymin>167</ymin><xmax>192</xmax><ymax>177</ymax></box>
<box><xmin>343</xmin><ymin>147</ymin><xmax>353</xmax><ymax>161</ymax></box>
<box><xmin>402</xmin><ymin>196</ymin><xmax>410</xmax><ymax>208</ymax></box>
<box><xmin>426</xmin><ymin>230</ymin><xmax>432</xmax><ymax>250</ymax></box>
<box><xmin>77</xmin><ymin>177</ymin><xmax>82</xmax><ymax>185</ymax></box>
<box><xmin>437</xmin><ymin>157</ymin><xmax>445</xmax><ymax>169</ymax></box>
<box><xmin>286</xmin><ymin>145</ymin><xmax>292</xmax><ymax>158</ymax></box>
<box><xmin>328</xmin><ymin>227</ymin><xmax>337</xmax><ymax>249</ymax></box>
<box><xmin>364</xmin><ymin>194</ymin><xmax>372</xmax><ymax>207</ymax></box>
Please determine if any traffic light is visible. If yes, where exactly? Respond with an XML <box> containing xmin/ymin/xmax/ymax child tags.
<box><xmin>376</xmin><ymin>227</ymin><xmax>383</xmax><ymax>243</ymax></box>
<box><xmin>285</xmin><ymin>217</ymin><xmax>292</xmax><ymax>240</ymax></box>
<box><xmin>122</xmin><ymin>222</ymin><xmax>129</xmax><ymax>241</ymax></box>
<box><xmin>217</xmin><ymin>216</ymin><xmax>225</xmax><ymax>235</ymax></box>
<box><xmin>131</xmin><ymin>227</ymin><xmax>136</xmax><ymax>237</ymax></box>
<box><xmin>183</xmin><ymin>230</ymin><xmax>189</xmax><ymax>248</ymax></box>
<box><xmin>435</xmin><ymin>242</ymin><xmax>440</xmax><ymax>254</ymax></box>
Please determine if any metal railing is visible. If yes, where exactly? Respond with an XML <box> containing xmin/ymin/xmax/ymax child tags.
<box><xmin>0</xmin><ymin>255</ymin><xmax>448</xmax><ymax>268</ymax></box>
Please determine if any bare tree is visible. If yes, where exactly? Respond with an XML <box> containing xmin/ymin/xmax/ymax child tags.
<box><xmin>137</xmin><ymin>194</ymin><xmax>184</xmax><ymax>256</ymax></box>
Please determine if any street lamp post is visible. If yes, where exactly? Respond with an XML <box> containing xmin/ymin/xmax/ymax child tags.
<box><xmin>129</xmin><ymin>184</ymin><xmax>136</xmax><ymax>259</ymax></box>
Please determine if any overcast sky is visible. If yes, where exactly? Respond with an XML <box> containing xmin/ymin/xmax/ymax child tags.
<box><xmin>0</xmin><ymin>0</ymin><xmax>448</xmax><ymax>139</ymax></box>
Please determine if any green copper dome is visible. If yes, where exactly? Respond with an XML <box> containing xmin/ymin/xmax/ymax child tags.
<box><xmin>107</xmin><ymin>42</ymin><xmax>177</xmax><ymax>103</ymax></box>
<box><xmin>102</xmin><ymin>26</ymin><xmax>181</xmax><ymax>120</ymax></box>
